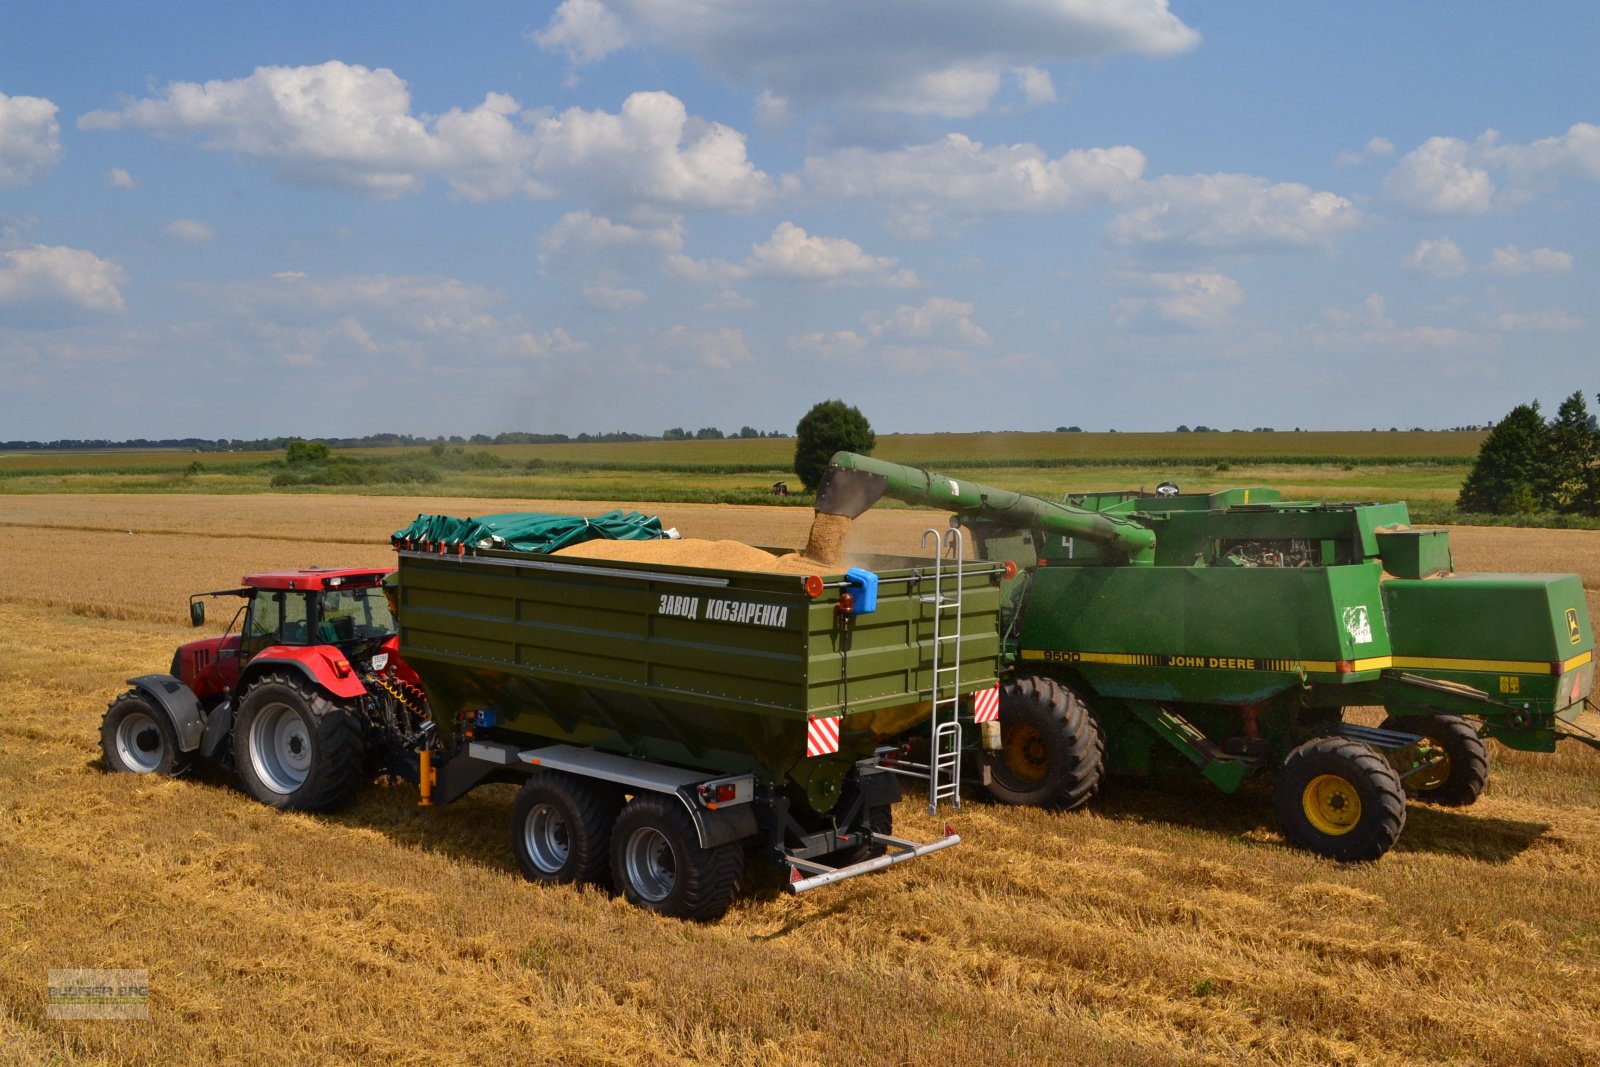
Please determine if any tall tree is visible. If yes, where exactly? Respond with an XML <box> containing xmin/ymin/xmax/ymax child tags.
<box><xmin>1543</xmin><ymin>390</ymin><xmax>1600</xmax><ymax>514</ymax></box>
<box><xmin>793</xmin><ymin>400</ymin><xmax>876</xmax><ymax>491</ymax></box>
<box><xmin>1457</xmin><ymin>402</ymin><xmax>1546</xmax><ymax>514</ymax></box>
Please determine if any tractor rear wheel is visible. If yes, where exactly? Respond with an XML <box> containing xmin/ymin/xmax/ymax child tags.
<box><xmin>1379</xmin><ymin>713</ymin><xmax>1489</xmax><ymax>807</ymax></box>
<box><xmin>1274</xmin><ymin>736</ymin><xmax>1406</xmax><ymax>861</ymax></box>
<box><xmin>983</xmin><ymin>676</ymin><xmax>1104</xmax><ymax>810</ymax></box>
<box><xmin>610</xmin><ymin>794</ymin><xmax>744</xmax><ymax>921</ymax></box>
<box><xmin>100</xmin><ymin>690</ymin><xmax>193</xmax><ymax>777</ymax></box>
<box><xmin>509</xmin><ymin>770</ymin><xmax>621</xmax><ymax>885</ymax></box>
<box><xmin>233</xmin><ymin>672</ymin><xmax>366</xmax><ymax>812</ymax></box>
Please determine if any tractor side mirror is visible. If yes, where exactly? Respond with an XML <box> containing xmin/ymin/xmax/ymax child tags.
<box><xmin>190</xmin><ymin>600</ymin><xmax>205</xmax><ymax>627</ymax></box>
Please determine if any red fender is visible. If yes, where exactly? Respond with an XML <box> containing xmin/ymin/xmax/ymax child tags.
<box><xmin>241</xmin><ymin>645</ymin><xmax>370</xmax><ymax>700</ymax></box>
<box><xmin>377</xmin><ymin>635</ymin><xmax>424</xmax><ymax>686</ymax></box>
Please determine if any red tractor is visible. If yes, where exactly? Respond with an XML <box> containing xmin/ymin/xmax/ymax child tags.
<box><xmin>100</xmin><ymin>567</ymin><xmax>431</xmax><ymax>811</ymax></box>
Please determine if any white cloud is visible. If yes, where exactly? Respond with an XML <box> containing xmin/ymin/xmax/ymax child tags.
<box><xmin>1013</xmin><ymin>66</ymin><xmax>1058</xmax><ymax>107</ymax></box>
<box><xmin>0</xmin><ymin>245</ymin><xmax>127</xmax><ymax>326</ymax></box>
<box><xmin>1112</xmin><ymin>270</ymin><xmax>1243</xmax><ymax>330</ymax></box>
<box><xmin>1400</xmin><ymin>237</ymin><xmax>1467</xmax><ymax>277</ymax></box>
<box><xmin>0</xmin><ymin>93</ymin><xmax>62</xmax><ymax>189</ymax></box>
<box><xmin>700</xmin><ymin>287</ymin><xmax>756</xmax><ymax>312</ymax></box>
<box><xmin>583</xmin><ymin>284</ymin><xmax>648</xmax><ymax>310</ymax></box>
<box><xmin>1307</xmin><ymin>293</ymin><xmax>1480</xmax><ymax>351</ymax></box>
<box><xmin>1495</xmin><ymin>308</ymin><xmax>1583</xmax><ymax>333</ymax></box>
<box><xmin>1334</xmin><ymin>136</ymin><xmax>1393</xmax><ymax>167</ymax></box>
<box><xmin>534</xmin><ymin>0</ymin><xmax>1198</xmax><ymax>117</ymax></box>
<box><xmin>1108</xmin><ymin>173</ymin><xmax>1360</xmax><ymax>251</ymax></box>
<box><xmin>787</xmin><ymin>330</ymin><xmax>867</xmax><ymax>358</ymax></box>
<box><xmin>80</xmin><ymin>62</ymin><xmax>544</xmax><ymax>201</ymax></box>
<box><xmin>1482</xmin><ymin>122</ymin><xmax>1600</xmax><ymax>189</ymax></box>
<box><xmin>742</xmin><ymin>222</ymin><xmax>917</xmax><ymax>287</ymax></box>
<box><xmin>106</xmin><ymin>167</ymin><xmax>135</xmax><ymax>188</ymax></box>
<box><xmin>657</xmin><ymin>324</ymin><xmax>750</xmax><ymax>369</ymax></box>
<box><xmin>530</xmin><ymin>92</ymin><xmax>774</xmax><ymax>215</ymax></box>
<box><xmin>1487</xmin><ymin>245</ymin><xmax>1573</xmax><ymax>275</ymax></box>
<box><xmin>165</xmin><ymin>219</ymin><xmax>216</xmax><ymax>244</ymax></box>
<box><xmin>802</xmin><ymin>134</ymin><xmax>1146</xmax><ymax>235</ymax></box>
<box><xmin>1381</xmin><ymin>136</ymin><xmax>1494</xmax><ymax>216</ymax></box>
<box><xmin>865</xmin><ymin>297</ymin><xmax>992</xmax><ymax>346</ymax></box>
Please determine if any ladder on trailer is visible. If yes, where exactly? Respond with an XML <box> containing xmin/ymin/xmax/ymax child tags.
<box><xmin>920</xmin><ymin>523</ymin><xmax>966</xmax><ymax>814</ymax></box>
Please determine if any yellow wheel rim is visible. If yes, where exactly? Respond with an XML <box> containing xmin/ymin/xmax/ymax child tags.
<box><xmin>1408</xmin><ymin>747</ymin><xmax>1451</xmax><ymax>792</ymax></box>
<box><xmin>1002</xmin><ymin>723</ymin><xmax>1049</xmax><ymax>784</ymax></box>
<box><xmin>1302</xmin><ymin>774</ymin><xmax>1361</xmax><ymax>836</ymax></box>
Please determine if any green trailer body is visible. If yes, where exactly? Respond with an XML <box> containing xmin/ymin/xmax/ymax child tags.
<box><xmin>393</xmin><ymin>545</ymin><xmax>1002</xmax><ymax>815</ymax></box>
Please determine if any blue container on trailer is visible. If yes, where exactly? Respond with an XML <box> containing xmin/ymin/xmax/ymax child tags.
<box><xmin>844</xmin><ymin>567</ymin><xmax>879</xmax><ymax>614</ymax></box>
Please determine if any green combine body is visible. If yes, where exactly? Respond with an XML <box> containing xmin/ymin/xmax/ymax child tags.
<box><xmin>821</xmin><ymin>452</ymin><xmax>1597</xmax><ymax>861</ymax></box>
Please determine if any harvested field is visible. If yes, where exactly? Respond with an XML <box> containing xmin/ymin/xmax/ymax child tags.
<box><xmin>4</xmin><ymin>493</ymin><xmax>1600</xmax><ymax>1066</ymax></box>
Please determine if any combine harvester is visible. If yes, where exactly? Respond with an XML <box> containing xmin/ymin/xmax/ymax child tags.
<box><xmin>819</xmin><ymin>452</ymin><xmax>1597</xmax><ymax>861</ymax></box>
<box><xmin>101</xmin><ymin>511</ymin><xmax>1009</xmax><ymax>920</ymax></box>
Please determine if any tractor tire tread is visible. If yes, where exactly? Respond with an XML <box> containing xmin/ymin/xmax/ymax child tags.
<box><xmin>99</xmin><ymin>689</ymin><xmax>194</xmax><ymax>777</ymax></box>
<box><xmin>986</xmin><ymin>675</ymin><xmax>1105</xmax><ymax>811</ymax></box>
<box><xmin>1379</xmin><ymin>712</ymin><xmax>1489</xmax><ymax>807</ymax></box>
<box><xmin>1274</xmin><ymin>735</ymin><xmax>1406</xmax><ymax>862</ymax></box>
<box><xmin>233</xmin><ymin>671</ymin><xmax>366</xmax><ymax>813</ymax></box>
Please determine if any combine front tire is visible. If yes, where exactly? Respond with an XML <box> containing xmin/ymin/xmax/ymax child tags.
<box><xmin>233</xmin><ymin>672</ymin><xmax>366</xmax><ymax>812</ymax></box>
<box><xmin>509</xmin><ymin>770</ymin><xmax>621</xmax><ymax>885</ymax></box>
<box><xmin>610</xmin><ymin>794</ymin><xmax>744</xmax><ymax>921</ymax></box>
<box><xmin>984</xmin><ymin>676</ymin><xmax>1104</xmax><ymax>810</ymax></box>
<box><xmin>1274</xmin><ymin>736</ymin><xmax>1406</xmax><ymax>861</ymax></box>
<box><xmin>100</xmin><ymin>691</ymin><xmax>192</xmax><ymax>777</ymax></box>
<box><xmin>1379</xmin><ymin>713</ymin><xmax>1489</xmax><ymax>807</ymax></box>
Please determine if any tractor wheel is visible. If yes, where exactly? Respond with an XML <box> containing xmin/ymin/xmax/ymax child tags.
<box><xmin>983</xmin><ymin>676</ymin><xmax>1104</xmax><ymax>810</ymax></box>
<box><xmin>509</xmin><ymin>770</ymin><xmax>621</xmax><ymax>886</ymax></box>
<box><xmin>824</xmin><ymin>804</ymin><xmax>893</xmax><ymax>868</ymax></box>
<box><xmin>100</xmin><ymin>690</ymin><xmax>193</xmax><ymax>777</ymax></box>
<box><xmin>232</xmin><ymin>672</ymin><xmax>366</xmax><ymax>812</ymax></box>
<box><xmin>610</xmin><ymin>794</ymin><xmax>745</xmax><ymax>921</ymax></box>
<box><xmin>1379</xmin><ymin>713</ymin><xmax>1489</xmax><ymax>807</ymax></box>
<box><xmin>1273</xmin><ymin>736</ymin><xmax>1406</xmax><ymax>861</ymax></box>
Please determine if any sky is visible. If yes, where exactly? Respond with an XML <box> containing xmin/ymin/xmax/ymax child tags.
<box><xmin>1</xmin><ymin>1</ymin><xmax>1597</xmax><ymax>441</ymax></box>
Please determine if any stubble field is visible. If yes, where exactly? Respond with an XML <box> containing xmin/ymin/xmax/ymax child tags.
<box><xmin>3</xmin><ymin>493</ymin><xmax>1600</xmax><ymax>1066</ymax></box>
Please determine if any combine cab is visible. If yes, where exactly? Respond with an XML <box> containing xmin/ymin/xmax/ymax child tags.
<box><xmin>100</xmin><ymin>567</ymin><xmax>433</xmax><ymax>811</ymax></box>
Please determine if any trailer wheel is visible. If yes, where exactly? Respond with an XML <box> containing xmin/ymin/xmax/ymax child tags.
<box><xmin>510</xmin><ymin>770</ymin><xmax>621</xmax><ymax>885</ymax></box>
<box><xmin>233</xmin><ymin>672</ymin><xmax>366</xmax><ymax>812</ymax></box>
<box><xmin>1274</xmin><ymin>736</ymin><xmax>1406</xmax><ymax>861</ymax></box>
<box><xmin>100</xmin><ymin>690</ymin><xmax>193</xmax><ymax>777</ymax></box>
<box><xmin>610</xmin><ymin>794</ymin><xmax>744</xmax><ymax>921</ymax></box>
<box><xmin>1378</xmin><ymin>713</ymin><xmax>1489</xmax><ymax>807</ymax></box>
<box><xmin>983</xmin><ymin>676</ymin><xmax>1104</xmax><ymax>810</ymax></box>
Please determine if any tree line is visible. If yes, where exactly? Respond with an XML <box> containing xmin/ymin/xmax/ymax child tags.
<box><xmin>1459</xmin><ymin>391</ymin><xmax>1600</xmax><ymax>516</ymax></box>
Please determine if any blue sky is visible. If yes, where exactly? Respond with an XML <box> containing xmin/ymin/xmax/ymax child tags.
<box><xmin>2</xmin><ymin>1</ymin><xmax>1596</xmax><ymax>440</ymax></box>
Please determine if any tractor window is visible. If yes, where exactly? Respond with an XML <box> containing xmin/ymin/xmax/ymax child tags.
<box><xmin>242</xmin><ymin>591</ymin><xmax>314</xmax><ymax>651</ymax></box>
<box><xmin>316</xmin><ymin>587</ymin><xmax>397</xmax><ymax>644</ymax></box>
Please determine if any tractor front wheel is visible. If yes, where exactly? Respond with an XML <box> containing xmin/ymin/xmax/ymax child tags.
<box><xmin>100</xmin><ymin>691</ymin><xmax>192</xmax><ymax>777</ymax></box>
<box><xmin>984</xmin><ymin>676</ymin><xmax>1104</xmax><ymax>810</ymax></box>
<box><xmin>1379</xmin><ymin>712</ymin><xmax>1489</xmax><ymax>807</ymax></box>
<box><xmin>1274</xmin><ymin>736</ymin><xmax>1406</xmax><ymax>861</ymax></box>
<box><xmin>233</xmin><ymin>672</ymin><xmax>366</xmax><ymax>812</ymax></box>
<box><xmin>610</xmin><ymin>794</ymin><xmax>744</xmax><ymax>921</ymax></box>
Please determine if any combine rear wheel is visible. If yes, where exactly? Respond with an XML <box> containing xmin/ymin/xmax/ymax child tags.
<box><xmin>1274</xmin><ymin>736</ymin><xmax>1406</xmax><ymax>861</ymax></box>
<box><xmin>610</xmin><ymin>794</ymin><xmax>744</xmax><ymax>921</ymax></box>
<box><xmin>1379</xmin><ymin>713</ymin><xmax>1489</xmax><ymax>807</ymax></box>
<box><xmin>233</xmin><ymin>672</ymin><xmax>366</xmax><ymax>812</ymax></box>
<box><xmin>100</xmin><ymin>691</ymin><xmax>192</xmax><ymax>777</ymax></box>
<box><xmin>984</xmin><ymin>676</ymin><xmax>1104</xmax><ymax>810</ymax></box>
<box><xmin>509</xmin><ymin>770</ymin><xmax>621</xmax><ymax>885</ymax></box>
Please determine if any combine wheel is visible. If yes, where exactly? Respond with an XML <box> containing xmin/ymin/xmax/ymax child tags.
<box><xmin>1379</xmin><ymin>713</ymin><xmax>1489</xmax><ymax>807</ymax></box>
<box><xmin>610</xmin><ymin>794</ymin><xmax>745</xmax><ymax>921</ymax></box>
<box><xmin>232</xmin><ymin>672</ymin><xmax>366</xmax><ymax>812</ymax></box>
<box><xmin>1274</xmin><ymin>736</ymin><xmax>1406</xmax><ymax>861</ymax></box>
<box><xmin>984</xmin><ymin>676</ymin><xmax>1104</xmax><ymax>810</ymax></box>
<box><xmin>509</xmin><ymin>770</ymin><xmax>621</xmax><ymax>885</ymax></box>
<box><xmin>100</xmin><ymin>690</ymin><xmax>192</xmax><ymax>777</ymax></box>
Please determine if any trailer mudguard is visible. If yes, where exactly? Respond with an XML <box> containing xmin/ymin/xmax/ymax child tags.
<box><xmin>239</xmin><ymin>646</ymin><xmax>370</xmax><ymax>700</ymax></box>
<box><xmin>675</xmin><ymin>789</ymin><xmax>759</xmax><ymax>849</ymax></box>
<box><xmin>126</xmin><ymin>674</ymin><xmax>207</xmax><ymax>752</ymax></box>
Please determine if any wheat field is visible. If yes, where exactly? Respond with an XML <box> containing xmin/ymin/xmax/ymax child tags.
<box><xmin>3</xmin><ymin>494</ymin><xmax>1599</xmax><ymax>1066</ymax></box>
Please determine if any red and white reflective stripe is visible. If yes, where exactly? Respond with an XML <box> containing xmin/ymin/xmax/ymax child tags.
<box><xmin>806</xmin><ymin>715</ymin><xmax>841</xmax><ymax>757</ymax></box>
<box><xmin>972</xmin><ymin>684</ymin><xmax>1001</xmax><ymax>723</ymax></box>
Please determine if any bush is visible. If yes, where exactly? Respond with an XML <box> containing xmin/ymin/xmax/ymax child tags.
<box><xmin>285</xmin><ymin>440</ymin><xmax>330</xmax><ymax>465</ymax></box>
<box><xmin>793</xmin><ymin>400</ymin><xmax>876</xmax><ymax>491</ymax></box>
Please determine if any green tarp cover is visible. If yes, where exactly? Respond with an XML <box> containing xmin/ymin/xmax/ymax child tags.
<box><xmin>393</xmin><ymin>510</ymin><xmax>664</xmax><ymax>554</ymax></box>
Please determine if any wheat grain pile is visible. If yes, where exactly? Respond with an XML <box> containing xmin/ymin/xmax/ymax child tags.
<box><xmin>553</xmin><ymin>510</ymin><xmax>855</xmax><ymax>575</ymax></box>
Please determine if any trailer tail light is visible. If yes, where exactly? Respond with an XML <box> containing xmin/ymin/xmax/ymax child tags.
<box><xmin>699</xmin><ymin>783</ymin><xmax>737</xmax><ymax>805</ymax></box>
